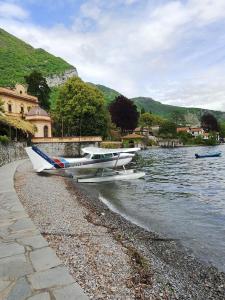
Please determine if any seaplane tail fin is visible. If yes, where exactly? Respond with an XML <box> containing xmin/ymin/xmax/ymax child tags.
<box><xmin>25</xmin><ymin>146</ymin><xmax>55</xmax><ymax>172</ymax></box>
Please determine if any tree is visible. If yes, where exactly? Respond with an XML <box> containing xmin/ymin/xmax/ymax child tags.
<box><xmin>140</xmin><ymin>107</ymin><xmax>146</xmax><ymax>115</ymax></box>
<box><xmin>109</xmin><ymin>95</ymin><xmax>139</xmax><ymax>132</ymax></box>
<box><xmin>171</xmin><ymin>110</ymin><xmax>185</xmax><ymax>126</ymax></box>
<box><xmin>139</xmin><ymin>112</ymin><xmax>164</xmax><ymax>128</ymax></box>
<box><xmin>177</xmin><ymin>131</ymin><xmax>193</xmax><ymax>145</ymax></box>
<box><xmin>159</xmin><ymin>121</ymin><xmax>177</xmax><ymax>138</ymax></box>
<box><xmin>205</xmin><ymin>132</ymin><xmax>217</xmax><ymax>146</ymax></box>
<box><xmin>53</xmin><ymin>77</ymin><xmax>110</xmax><ymax>137</ymax></box>
<box><xmin>219</xmin><ymin>122</ymin><xmax>225</xmax><ymax>138</ymax></box>
<box><xmin>25</xmin><ymin>71</ymin><xmax>51</xmax><ymax>110</ymax></box>
<box><xmin>201</xmin><ymin>113</ymin><xmax>219</xmax><ymax>132</ymax></box>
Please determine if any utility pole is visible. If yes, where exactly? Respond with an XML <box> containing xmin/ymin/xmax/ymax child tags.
<box><xmin>61</xmin><ymin>117</ymin><xmax>64</xmax><ymax>137</ymax></box>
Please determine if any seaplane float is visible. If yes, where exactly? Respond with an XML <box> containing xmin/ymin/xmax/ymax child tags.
<box><xmin>25</xmin><ymin>145</ymin><xmax>145</xmax><ymax>183</ymax></box>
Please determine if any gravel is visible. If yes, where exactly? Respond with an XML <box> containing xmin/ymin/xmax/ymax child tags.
<box><xmin>15</xmin><ymin>161</ymin><xmax>225</xmax><ymax>300</ymax></box>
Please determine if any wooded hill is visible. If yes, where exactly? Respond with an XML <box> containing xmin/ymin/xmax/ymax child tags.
<box><xmin>0</xmin><ymin>28</ymin><xmax>73</xmax><ymax>87</ymax></box>
<box><xmin>95</xmin><ymin>85</ymin><xmax>225</xmax><ymax>122</ymax></box>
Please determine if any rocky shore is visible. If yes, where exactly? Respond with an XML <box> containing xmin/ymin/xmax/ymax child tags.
<box><xmin>15</xmin><ymin>161</ymin><xmax>225</xmax><ymax>300</ymax></box>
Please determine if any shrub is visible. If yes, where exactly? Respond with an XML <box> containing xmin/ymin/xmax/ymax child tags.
<box><xmin>0</xmin><ymin>135</ymin><xmax>10</xmax><ymax>145</ymax></box>
<box><xmin>193</xmin><ymin>135</ymin><xmax>204</xmax><ymax>145</ymax></box>
<box><xmin>100</xmin><ymin>141</ymin><xmax>122</xmax><ymax>148</ymax></box>
<box><xmin>204</xmin><ymin>133</ymin><xmax>218</xmax><ymax>146</ymax></box>
<box><xmin>147</xmin><ymin>139</ymin><xmax>157</xmax><ymax>146</ymax></box>
<box><xmin>177</xmin><ymin>132</ymin><xmax>193</xmax><ymax>144</ymax></box>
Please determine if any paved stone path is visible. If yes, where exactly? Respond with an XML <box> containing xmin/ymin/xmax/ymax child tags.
<box><xmin>0</xmin><ymin>160</ymin><xmax>89</xmax><ymax>300</ymax></box>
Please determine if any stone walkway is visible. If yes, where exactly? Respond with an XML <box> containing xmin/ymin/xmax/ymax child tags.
<box><xmin>0</xmin><ymin>160</ymin><xmax>89</xmax><ymax>300</ymax></box>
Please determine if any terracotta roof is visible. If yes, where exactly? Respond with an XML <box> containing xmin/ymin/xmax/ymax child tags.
<box><xmin>0</xmin><ymin>87</ymin><xmax>38</xmax><ymax>103</ymax></box>
<box><xmin>27</xmin><ymin>107</ymin><xmax>49</xmax><ymax>117</ymax></box>
<box><xmin>191</xmin><ymin>128</ymin><xmax>203</xmax><ymax>131</ymax></box>
<box><xmin>177</xmin><ymin>127</ymin><xmax>190</xmax><ymax>132</ymax></box>
<box><xmin>122</xmin><ymin>133</ymin><xmax>144</xmax><ymax>139</ymax></box>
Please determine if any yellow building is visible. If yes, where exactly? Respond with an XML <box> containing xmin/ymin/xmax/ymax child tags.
<box><xmin>0</xmin><ymin>84</ymin><xmax>52</xmax><ymax>138</ymax></box>
<box><xmin>26</xmin><ymin>107</ymin><xmax>52</xmax><ymax>138</ymax></box>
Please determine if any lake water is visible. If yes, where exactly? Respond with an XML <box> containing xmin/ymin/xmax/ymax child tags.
<box><xmin>79</xmin><ymin>145</ymin><xmax>225</xmax><ymax>272</ymax></box>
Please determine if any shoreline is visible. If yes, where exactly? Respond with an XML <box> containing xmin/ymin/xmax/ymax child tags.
<box><xmin>15</xmin><ymin>160</ymin><xmax>225</xmax><ymax>299</ymax></box>
<box><xmin>69</xmin><ymin>179</ymin><xmax>225</xmax><ymax>298</ymax></box>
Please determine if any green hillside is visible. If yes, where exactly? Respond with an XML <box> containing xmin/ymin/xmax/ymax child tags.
<box><xmin>0</xmin><ymin>28</ymin><xmax>73</xmax><ymax>87</ymax></box>
<box><xmin>132</xmin><ymin>97</ymin><xmax>225</xmax><ymax>121</ymax></box>
<box><xmin>94</xmin><ymin>84</ymin><xmax>121</xmax><ymax>104</ymax></box>
<box><xmin>94</xmin><ymin>85</ymin><xmax>225</xmax><ymax>122</ymax></box>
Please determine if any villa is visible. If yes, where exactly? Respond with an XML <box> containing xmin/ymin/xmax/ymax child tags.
<box><xmin>177</xmin><ymin>126</ymin><xmax>209</xmax><ymax>139</ymax></box>
<box><xmin>0</xmin><ymin>84</ymin><xmax>52</xmax><ymax>138</ymax></box>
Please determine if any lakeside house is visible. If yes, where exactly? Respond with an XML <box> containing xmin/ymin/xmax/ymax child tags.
<box><xmin>0</xmin><ymin>84</ymin><xmax>52</xmax><ymax>138</ymax></box>
<box><xmin>177</xmin><ymin>126</ymin><xmax>210</xmax><ymax>140</ymax></box>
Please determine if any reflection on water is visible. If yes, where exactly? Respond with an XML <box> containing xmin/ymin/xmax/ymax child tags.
<box><xmin>78</xmin><ymin>145</ymin><xmax>225</xmax><ymax>271</ymax></box>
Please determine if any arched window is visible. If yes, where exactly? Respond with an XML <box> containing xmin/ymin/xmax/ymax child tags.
<box><xmin>8</xmin><ymin>103</ymin><xmax>12</xmax><ymax>113</ymax></box>
<box><xmin>44</xmin><ymin>125</ymin><xmax>48</xmax><ymax>138</ymax></box>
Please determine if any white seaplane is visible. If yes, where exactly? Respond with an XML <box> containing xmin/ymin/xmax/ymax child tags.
<box><xmin>25</xmin><ymin>145</ymin><xmax>145</xmax><ymax>183</ymax></box>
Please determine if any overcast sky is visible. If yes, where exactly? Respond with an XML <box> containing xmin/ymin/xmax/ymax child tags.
<box><xmin>1</xmin><ymin>0</ymin><xmax>225</xmax><ymax>111</ymax></box>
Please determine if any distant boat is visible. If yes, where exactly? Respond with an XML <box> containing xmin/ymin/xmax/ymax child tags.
<box><xmin>195</xmin><ymin>152</ymin><xmax>221</xmax><ymax>159</ymax></box>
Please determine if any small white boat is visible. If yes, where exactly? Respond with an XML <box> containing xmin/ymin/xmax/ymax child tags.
<box><xmin>77</xmin><ymin>169</ymin><xmax>145</xmax><ymax>183</ymax></box>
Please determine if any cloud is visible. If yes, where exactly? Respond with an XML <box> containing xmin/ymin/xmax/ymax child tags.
<box><xmin>1</xmin><ymin>0</ymin><xmax>225</xmax><ymax>111</ymax></box>
<box><xmin>0</xmin><ymin>2</ymin><xmax>28</xmax><ymax>19</ymax></box>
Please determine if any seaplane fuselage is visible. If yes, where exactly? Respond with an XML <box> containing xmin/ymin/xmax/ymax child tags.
<box><xmin>64</xmin><ymin>153</ymin><xmax>133</xmax><ymax>169</ymax></box>
<box><xmin>25</xmin><ymin>146</ymin><xmax>136</xmax><ymax>173</ymax></box>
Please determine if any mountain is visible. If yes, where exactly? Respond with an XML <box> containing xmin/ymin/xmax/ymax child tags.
<box><xmin>94</xmin><ymin>84</ymin><xmax>120</xmax><ymax>104</ymax></box>
<box><xmin>0</xmin><ymin>28</ymin><xmax>77</xmax><ymax>87</ymax></box>
<box><xmin>131</xmin><ymin>97</ymin><xmax>225</xmax><ymax>121</ymax></box>
<box><xmin>94</xmin><ymin>85</ymin><xmax>225</xmax><ymax>123</ymax></box>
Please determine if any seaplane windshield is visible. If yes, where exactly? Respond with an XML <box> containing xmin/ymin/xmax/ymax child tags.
<box><xmin>91</xmin><ymin>153</ymin><xmax>113</xmax><ymax>159</ymax></box>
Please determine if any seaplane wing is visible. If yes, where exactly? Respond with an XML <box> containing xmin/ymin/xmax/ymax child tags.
<box><xmin>82</xmin><ymin>146</ymin><xmax>141</xmax><ymax>155</ymax></box>
<box><xmin>25</xmin><ymin>145</ymin><xmax>138</xmax><ymax>173</ymax></box>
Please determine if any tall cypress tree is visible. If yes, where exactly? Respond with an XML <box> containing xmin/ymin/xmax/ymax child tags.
<box><xmin>25</xmin><ymin>70</ymin><xmax>50</xmax><ymax>110</ymax></box>
<box><xmin>109</xmin><ymin>95</ymin><xmax>139</xmax><ymax>132</ymax></box>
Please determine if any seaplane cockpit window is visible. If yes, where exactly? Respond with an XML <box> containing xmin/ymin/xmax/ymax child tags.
<box><xmin>103</xmin><ymin>153</ymin><xmax>113</xmax><ymax>158</ymax></box>
<box><xmin>92</xmin><ymin>154</ymin><xmax>102</xmax><ymax>159</ymax></box>
<box><xmin>113</xmin><ymin>153</ymin><xmax>118</xmax><ymax>157</ymax></box>
<box><xmin>84</xmin><ymin>153</ymin><xmax>91</xmax><ymax>158</ymax></box>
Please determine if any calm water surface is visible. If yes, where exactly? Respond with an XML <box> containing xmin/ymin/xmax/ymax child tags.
<box><xmin>79</xmin><ymin>145</ymin><xmax>225</xmax><ymax>271</ymax></box>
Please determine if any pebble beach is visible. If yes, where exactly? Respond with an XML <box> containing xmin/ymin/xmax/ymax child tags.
<box><xmin>15</xmin><ymin>160</ymin><xmax>225</xmax><ymax>300</ymax></box>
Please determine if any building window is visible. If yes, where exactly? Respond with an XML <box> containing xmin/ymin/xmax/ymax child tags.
<box><xmin>27</xmin><ymin>106</ymin><xmax>31</xmax><ymax>112</ymax></box>
<box><xmin>8</xmin><ymin>104</ymin><xmax>12</xmax><ymax>113</ymax></box>
<box><xmin>20</xmin><ymin>106</ymin><xmax>24</xmax><ymax>114</ymax></box>
<box><xmin>20</xmin><ymin>90</ymin><xmax>22</xmax><ymax>94</ymax></box>
<box><xmin>44</xmin><ymin>125</ymin><xmax>48</xmax><ymax>138</ymax></box>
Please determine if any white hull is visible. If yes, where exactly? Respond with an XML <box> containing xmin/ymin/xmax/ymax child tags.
<box><xmin>77</xmin><ymin>170</ymin><xmax>145</xmax><ymax>183</ymax></box>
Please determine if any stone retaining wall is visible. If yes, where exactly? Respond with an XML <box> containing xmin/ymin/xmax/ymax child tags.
<box><xmin>0</xmin><ymin>142</ymin><xmax>27</xmax><ymax>166</ymax></box>
<box><xmin>33</xmin><ymin>141</ymin><xmax>100</xmax><ymax>157</ymax></box>
<box><xmin>0</xmin><ymin>140</ymin><xmax>101</xmax><ymax>167</ymax></box>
